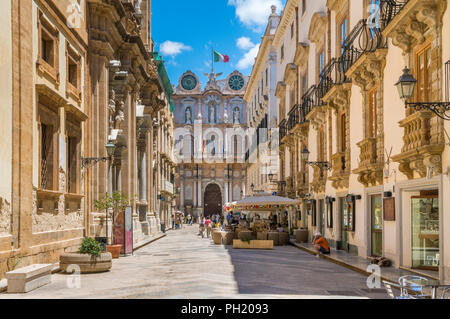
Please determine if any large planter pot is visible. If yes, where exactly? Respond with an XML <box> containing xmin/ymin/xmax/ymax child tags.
<box><xmin>221</xmin><ymin>231</ymin><xmax>234</xmax><ymax>245</ymax></box>
<box><xmin>212</xmin><ymin>231</ymin><xmax>222</xmax><ymax>245</ymax></box>
<box><xmin>279</xmin><ymin>232</ymin><xmax>290</xmax><ymax>245</ymax></box>
<box><xmin>233</xmin><ymin>240</ymin><xmax>273</xmax><ymax>250</ymax></box>
<box><xmin>295</xmin><ymin>229</ymin><xmax>309</xmax><ymax>243</ymax></box>
<box><xmin>267</xmin><ymin>232</ymin><xmax>280</xmax><ymax>246</ymax></box>
<box><xmin>106</xmin><ymin>244</ymin><xmax>122</xmax><ymax>258</ymax></box>
<box><xmin>59</xmin><ymin>252</ymin><xmax>112</xmax><ymax>274</ymax></box>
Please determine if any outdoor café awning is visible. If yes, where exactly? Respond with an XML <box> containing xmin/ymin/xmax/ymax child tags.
<box><xmin>224</xmin><ymin>192</ymin><xmax>300</xmax><ymax>211</ymax></box>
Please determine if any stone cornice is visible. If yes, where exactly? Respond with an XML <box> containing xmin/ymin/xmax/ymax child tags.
<box><xmin>294</xmin><ymin>43</ymin><xmax>309</xmax><ymax>68</ymax></box>
<box><xmin>244</xmin><ymin>35</ymin><xmax>274</xmax><ymax>102</ymax></box>
<box><xmin>345</xmin><ymin>49</ymin><xmax>388</xmax><ymax>91</ymax></box>
<box><xmin>275</xmin><ymin>81</ymin><xmax>287</xmax><ymax>99</ymax></box>
<box><xmin>284</xmin><ymin>63</ymin><xmax>297</xmax><ymax>85</ymax></box>
<box><xmin>308</xmin><ymin>12</ymin><xmax>327</xmax><ymax>44</ymax></box>
<box><xmin>273</xmin><ymin>0</ymin><xmax>298</xmax><ymax>48</ymax></box>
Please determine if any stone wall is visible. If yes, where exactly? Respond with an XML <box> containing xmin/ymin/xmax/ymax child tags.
<box><xmin>0</xmin><ymin>197</ymin><xmax>11</xmax><ymax>236</ymax></box>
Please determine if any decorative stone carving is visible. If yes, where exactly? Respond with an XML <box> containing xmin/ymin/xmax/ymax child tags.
<box><xmin>0</xmin><ymin>197</ymin><xmax>11</xmax><ymax>236</ymax></box>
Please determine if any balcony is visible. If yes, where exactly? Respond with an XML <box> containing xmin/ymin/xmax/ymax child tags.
<box><xmin>392</xmin><ymin>111</ymin><xmax>445</xmax><ymax>179</ymax></box>
<box><xmin>304</xmin><ymin>85</ymin><xmax>327</xmax><ymax>128</ymax></box>
<box><xmin>380</xmin><ymin>0</ymin><xmax>410</xmax><ymax>28</ymax></box>
<box><xmin>319</xmin><ymin>57</ymin><xmax>349</xmax><ymax>99</ymax></box>
<box><xmin>342</xmin><ymin>19</ymin><xmax>388</xmax><ymax>74</ymax></box>
<box><xmin>353</xmin><ymin>137</ymin><xmax>384</xmax><ymax>187</ymax></box>
<box><xmin>286</xmin><ymin>176</ymin><xmax>296</xmax><ymax>199</ymax></box>
<box><xmin>296</xmin><ymin>171</ymin><xmax>309</xmax><ymax>198</ymax></box>
<box><xmin>381</xmin><ymin>0</ymin><xmax>444</xmax><ymax>53</ymax></box>
<box><xmin>329</xmin><ymin>151</ymin><xmax>350</xmax><ymax>190</ymax></box>
<box><xmin>310</xmin><ymin>166</ymin><xmax>327</xmax><ymax>194</ymax></box>
<box><xmin>160</xmin><ymin>179</ymin><xmax>174</xmax><ymax>195</ymax></box>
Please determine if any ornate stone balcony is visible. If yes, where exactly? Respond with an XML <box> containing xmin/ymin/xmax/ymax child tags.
<box><xmin>353</xmin><ymin>137</ymin><xmax>384</xmax><ymax>187</ymax></box>
<box><xmin>296</xmin><ymin>171</ymin><xmax>309</xmax><ymax>198</ymax></box>
<box><xmin>310</xmin><ymin>166</ymin><xmax>327</xmax><ymax>194</ymax></box>
<box><xmin>392</xmin><ymin>111</ymin><xmax>445</xmax><ymax>179</ymax></box>
<box><xmin>329</xmin><ymin>152</ymin><xmax>350</xmax><ymax>190</ymax></box>
<box><xmin>382</xmin><ymin>0</ymin><xmax>446</xmax><ymax>53</ymax></box>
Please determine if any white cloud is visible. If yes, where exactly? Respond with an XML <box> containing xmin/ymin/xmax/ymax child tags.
<box><xmin>236</xmin><ymin>37</ymin><xmax>255</xmax><ymax>50</ymax></box>
<box><xmin>237</xmin><ymin>44</ymin><xmax>260</xmax><ymax>70</ymax></box>
<box><xmin>228</xmin><ymin>0</ymin><xmax>282</xmax><ymax>32</ymax></box>
<box><xmin>159</xmin><ymin>40</ymin><xmax>192</xmax><ymax>57</ymax></box>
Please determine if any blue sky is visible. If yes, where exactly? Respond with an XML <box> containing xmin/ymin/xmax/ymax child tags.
<box><xmin>151</xmin><ymin>0</ymin><xmax>286</xmax><ymax>88</ymax></box>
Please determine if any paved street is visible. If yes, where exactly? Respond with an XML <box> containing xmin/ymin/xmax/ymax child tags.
<box><xmin>0</xmin><ymin>226</ymin><xmax>388</xmax><ymax>299</ymax></box>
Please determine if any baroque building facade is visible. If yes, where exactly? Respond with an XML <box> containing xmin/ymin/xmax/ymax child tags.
<box><xmin>0</xmin><ymin>0</ymin><xmax>175</xmax><ymax>279</ymax></box>
<box><xmin>248</xmin><ymin>0</ymin><xmax>450</xmax><ymax>280</ymax></box>
<box><xmin>173</xmin><ymin>71</ymin><xmax>248</xmax><ymax>218</ymax></box>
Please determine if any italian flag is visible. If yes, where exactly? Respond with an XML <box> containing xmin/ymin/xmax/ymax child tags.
<box><xmin>214</xmin><ymin>50</ymin><xmax>229</xmax><ymax>63</ymax></box>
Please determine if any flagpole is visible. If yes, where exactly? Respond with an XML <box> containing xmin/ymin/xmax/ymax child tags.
<box><xmin>211</xmin><ymin>47</ymin><xmax>214</xmax><ymax>74</ymax></box>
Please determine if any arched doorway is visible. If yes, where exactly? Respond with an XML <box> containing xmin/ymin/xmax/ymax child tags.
<box><xmin>204</xmin><ymin>184</ymin><xmax>222</xmax><ymax>217</ymax></box>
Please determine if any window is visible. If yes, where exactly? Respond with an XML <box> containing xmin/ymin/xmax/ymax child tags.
<box><xmin>301</xmin><ymin>74</ymin><xmax>308</xmax><ymax>97</ymax></box>
<box><xmin>340</xmin><ymin>113</ymin><xmax>346</xmax><ymax>152</ymax></box>
<box><xmin>40</xmin><ymin>123</ymin><xmax>55</xmax><ymax>190</ymax></box>
<box><xmin>291</xmin><ymin>22</ymin><xmax>295</xmax><ymax>39</ymax></box>
<box><xmin>415</xmin><ymin>42</ymin><xmax>432</xmax><ymax>102</ymax></box>
<box><xmin>266</xmin><ymin>69</ymin><xmax>268</xmax><ymax>86</ymax></box>
<box><xmin>318</xmin><ymin>50</ymin><xmax>325</xmax><ymax>79</ymax></box>
<box><xmin>67</xmin><ymin>135</ymin><xmax>79</xmax><ymax>193</ymax></box>
<box><xmin>302</xmin><ymin>0</ymin><xmax>306</xmax><ymax>15</ymax></box>
<box><xmin>66</xmin><ymin>45</ymin><xmax>81</xmax><ymax>91</ymax></box>
<box><xmin>42</xmin><ymin>32</ymin><xmax>55</xmax><ymax>66</ymax></box>
<box><xmin>281</xmin><ymin>44</ymin><xmax>284</xmax><ymax>61</ymax></box>
<box><xmin>368</xmin><ymin>86</ymin><xmax>378</xmax><ymax>138</ymax></box>
<box><xmin>368</xmin><ymin>0</ymin><xmax>381</xmax><ymax>33</ymax></box>
<box><xmin>339</xmin><ymin>18</ymin><xmax>348</xmax><ymax>55</ymax></box>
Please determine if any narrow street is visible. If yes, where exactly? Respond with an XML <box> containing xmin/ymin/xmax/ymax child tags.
<box><xmin>1</xmin><ymin>226</ymin><xmax>387</xmax><ymax>299</ymax></box>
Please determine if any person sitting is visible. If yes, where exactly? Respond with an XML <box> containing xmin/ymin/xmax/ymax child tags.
<box><xmin>312</xmin><ymin>232</ymin><xmax>330</xmax><ymax>257</ymax></box>
<box><xmin>276</xmin><ymin>224</ymin><xmax>284</xmax><ymax>232</ymax></box>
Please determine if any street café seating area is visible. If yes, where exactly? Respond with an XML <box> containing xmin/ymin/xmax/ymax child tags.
<box><xmin>214</xmin><ymin>193</ymin><xmax>300</xmax><ymax>248</ymax></box>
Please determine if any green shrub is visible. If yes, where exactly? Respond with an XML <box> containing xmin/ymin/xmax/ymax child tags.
<box><xmin>78</xmin><ymin>237</ymin><xmax>103</xmax><ymax>256</ymax></box>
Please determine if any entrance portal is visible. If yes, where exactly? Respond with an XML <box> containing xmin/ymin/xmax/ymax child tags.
<box><xmin>204</xmin><ymin>184</ymin><xmax>222</xmax><ymax>217</ymax></box>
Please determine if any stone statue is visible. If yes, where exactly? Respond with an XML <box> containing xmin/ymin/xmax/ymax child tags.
<box><xmin>109</xmin><ymin>90</ymin><xmax>116</xmax><ymax>129</ymax></box>
<box><xmin>115</xmin><ymin>100</ymin><xmax>125</xmax><ymax>129</ymax></box>
<box><xmin>233</xmin><ymin>107</ymin><xmax>240</xmax><ymax>124</ymax></box>
<box><xmin>134</xmin><ymin>0</ymin><xmax>142</xmax><ymax>14</ymax></box>
<box><xmin>185</xmin><ymin>107</ymin><xmax>192</xmax><ymax>124</ymax></box>
<box><xmin>209</xmin><ymin>105</ymin><xmax>215</xmax><ymax>123</ymax></box>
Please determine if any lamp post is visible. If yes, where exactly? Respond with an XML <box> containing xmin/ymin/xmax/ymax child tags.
<box><xmin>395</xmin><ymin>67</ymin><xmax>450</xmax><ymax>120</ymax></box>
<box><xmin>81</xmin><ymin>141</ymin><xmax>116</xmax><ymax>168</ymax></box>
<box><xmin>301</xmin><ymin>146</ymin><xmax>330</xmax><ymax>170</ymax></box>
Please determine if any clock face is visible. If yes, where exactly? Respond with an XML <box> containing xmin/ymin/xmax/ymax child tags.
<box><xmin>228</xmin><ymin>75</ymin><xmax>245</xmax><ymax>91</ymax></box>
<box><xmin>181</xmin><ymin>75</ymin><xmax>197</xmax><ymax>90</ymax></box>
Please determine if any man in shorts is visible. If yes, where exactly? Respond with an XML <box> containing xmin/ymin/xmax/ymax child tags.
<box><xmin>312</xmin><ymin>232</ymin><xmax>330</xmax><ymax>257</ymax></box>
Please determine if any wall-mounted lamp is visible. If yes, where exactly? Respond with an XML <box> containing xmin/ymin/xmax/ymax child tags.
<box><xmin>81</xmin><ymin>141</ymin><xmax>116</xmax><ymax>169</ymax></box>
<box><xmin>396</xmin><ymin>67</ymin><xmax>450</xmax><ymax>120</ymax></box>
<box><xmin>301</xmin><ymin>146</ymin><xmax>330</xmax><ymax>170</ymax></box>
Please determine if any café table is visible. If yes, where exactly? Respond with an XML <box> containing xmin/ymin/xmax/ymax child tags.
<box><xmin>407</xmin><ymin>279</ymin><xmax>450</xmax><ymax>299</ymax></box>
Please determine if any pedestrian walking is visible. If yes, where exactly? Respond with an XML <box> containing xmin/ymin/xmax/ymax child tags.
<box><xmin>205</xmin><ymin>217</ymin><xmax>213</xmax><ymax>238</ymax></box>
<box><xmin>198</xmin><ymin>215</ymin><xmax>205</xmax><ymax>238</ymax></box>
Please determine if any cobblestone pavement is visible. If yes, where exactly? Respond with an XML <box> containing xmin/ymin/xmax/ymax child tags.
<box><xmin>0</xmin><ymin>226</ymin><xmax>388</xmax><ymax>299</ymax></box>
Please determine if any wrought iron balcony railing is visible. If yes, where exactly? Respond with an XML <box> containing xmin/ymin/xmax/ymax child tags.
<box><xmin>341</xmin><ymin>18</ymin><xmax>388</xmax><ymax>73</ymax></box>
<box><xmin>318</xmin><ymin>57</ymin><xmax>350</xmax><ymax>98</ymax></box>
<box><xmin>380</xmin><ymin>0</ymin><xmax>410</xmax><ymax>28</ymax></box>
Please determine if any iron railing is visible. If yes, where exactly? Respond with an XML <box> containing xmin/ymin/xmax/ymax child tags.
<box><xmin>318</xmin><ymin>57</ymin><xmax>350</xmax><ymax>98</ymax></box>
<box><xmin>380</xmin><ymin>0</ymin><xmax>410</xmax><ymax>28</ymax></box>
<box><xmin>341</xmin><ymin>19</ymin><xmax>388</xmax><ymax>74</ymax></box>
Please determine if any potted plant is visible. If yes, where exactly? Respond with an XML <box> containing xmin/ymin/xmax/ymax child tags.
<box><xmin>59</xmin><ymin>237</ymin><xmax>112</xmax><ymax>273</ymax></box>
<box><xmin>94</xmin><ymin>191</ymin><xmax>130</xmax><ymax>258</ymax></box>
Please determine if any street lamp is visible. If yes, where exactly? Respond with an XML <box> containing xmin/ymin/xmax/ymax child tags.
<box><xmin>81</xmin><ymin>141</ymin><xmax>116</xmax><ymax>168</ymax></box>
<box><xmin>395</xmin><ymin>67</ymin><xmax>450</xmax><ymax>120</ymax></box>
<box><xmin>301</xmin><ymin>146</ymin><xmax>330</xmax><ymax>170</ymax></box>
